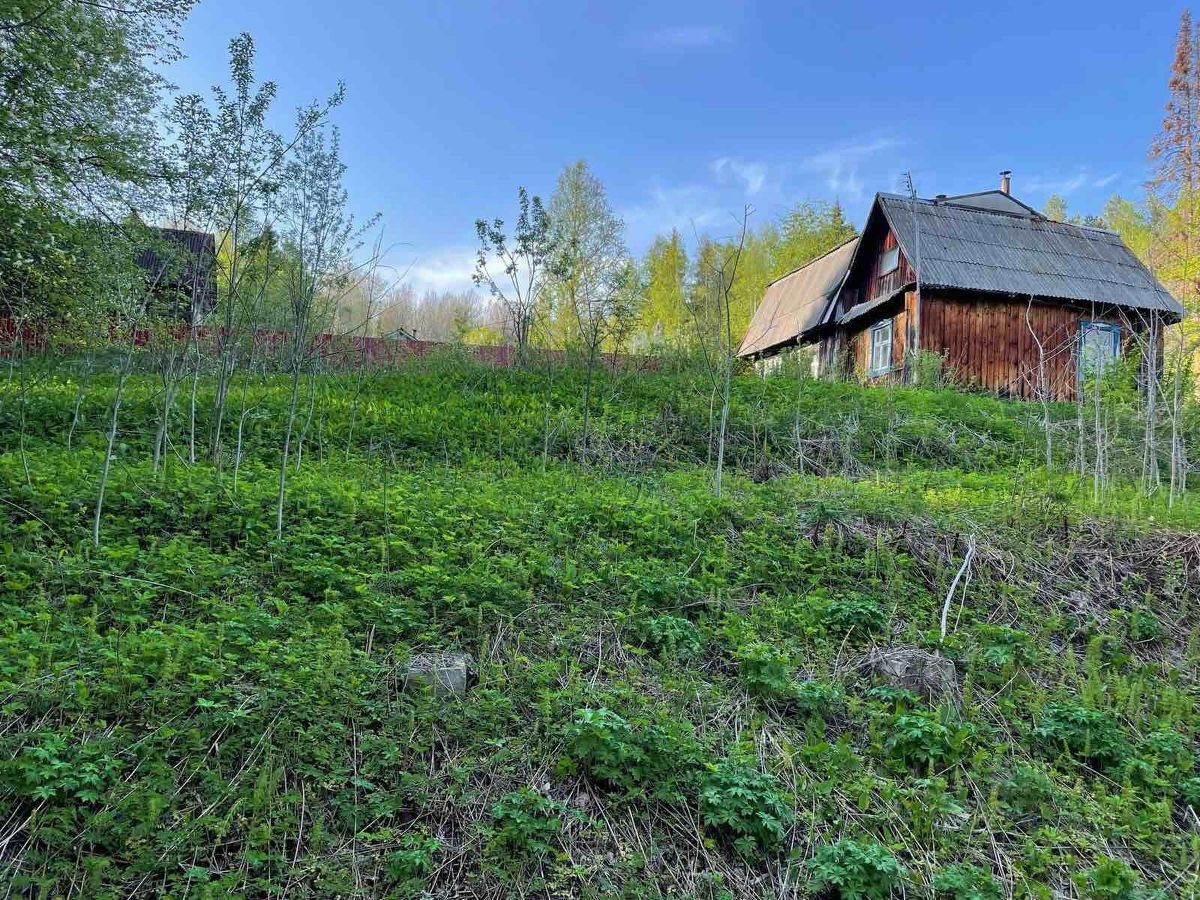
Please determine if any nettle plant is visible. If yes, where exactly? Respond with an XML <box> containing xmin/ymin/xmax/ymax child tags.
<box><xmin>933</xmin><ymin>863</ymin><xmax>1003</xmax><ymax>900</ymax></box>
<box><xmin>805</xmin><ymin>839</ymin><xmax>905</xmax><ymax>900</ymax></box>
<box><xmin>818</xmin><ymin>593</ymin><xmax>887</xmax><ymax>642</ymax></box>
<box><xmin>489</xmin><ymin>787</ymin><xmax>568</xmax><ymax>858</ymax></box>
<box><xmin>1033</xmin><ymin>702</ymin><xmax>1129</xmax><ymax>770</ymax></box>
<box><xmin>698</xmin><ymin>758</ymin><xmax>792</xmax><ymax>857</ymax></box>
<box><xmin>564</xmin><ymin>707</ymin><xmax>703</xmax><ymax>802</ymax></box>
<box><xmin>884</xmin><ymin>708</ymin><xmax>975</xmax><ymax>771</ymax></box>
<box><xmin>735</xmin><ymin>640</ymin><xmax>795</xmax><ymax>701</ymax></box>
<box><xmin>631</xmin><ymin>612</ymin><xmax>702</xmax><ymax>661</ymax></box>
<box><xmin>1073</xmin><ymin>856</ymin><xmax>1165</xmax><ymax>900</ymax></box>
<box><xmin>972</xmin><ymin>623</ymin><xmax>1037</xmax><ymax>681</ymax></box>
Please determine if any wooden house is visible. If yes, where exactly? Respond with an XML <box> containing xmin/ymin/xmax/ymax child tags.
<box><xmin>737</xmin><ymin>174</ymin><xmax>1185</xmax><ymax>399</ymax></box>
<box><xmin>134</xmin><ymin>227</ymin><xmax>217</xmax><ymax>323</ymax></box>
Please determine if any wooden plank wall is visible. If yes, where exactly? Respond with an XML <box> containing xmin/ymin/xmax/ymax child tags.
<box><xmin>847</xmin><ymin>294</ymin><xmax>911</xmax><ymax>381</ymax></box>
<box><xmin>919</xmin><ymin>292</ymin><xmax>1122</xmax><ymax>400</ymax></box>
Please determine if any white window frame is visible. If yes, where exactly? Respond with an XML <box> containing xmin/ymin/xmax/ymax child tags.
<box><xmin>878</xmin><ymin>244</ymin><xmax>900</xmax><ymax>276</ymax></box>
<box><xmin>1079</xmin><ymin>320</ymin><xmax>1120</xmax><ymax>380</ymax></box>
<box><xmin>869</xmin><ymin>320</ymin><xmax>893</xmax><ymax>376</ymax></box>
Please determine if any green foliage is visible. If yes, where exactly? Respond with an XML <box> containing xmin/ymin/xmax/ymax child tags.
<box><xmin>631</xmin><ymin>613</ymin><xmax>702</xmax><ymax>660</ymax></box>
<box><xmin>564</xmin><ymin>708</ymin><xmax>703</xmax><ymax>802</ymax></box>
<box><xmin>933</xmin><ymin>863</ymin><xmax>1002</xmax><ymax>900</ymax></box>
<box><xmin>884</xmin><ymin>709</ymin><xmax>975</xmax><ymax>770</ymax></box>
<box><xmin>805</xmin><ymin>839</ymin><xmax>905</xmax><ymax>899</ymax></box>
<box><xmin>698</xmin><ymin>759</ymin><xmax>792</xmax><ymax>856</ymax></box>
<box><xmin>1073</xmin><ymin>856</ymin><xmax>1162</xmax><ymax>900</ymax></box>
<box><xmin>1033</xmin><ymin>703</ymin><xmax>1129</xmax><ymax>769</ymax></box>
<box><xmin>489</xmin><ymin>788</ymin><xmax>567</xmax><ymax>858</ymax></box>
<box><xmin>818</xmin><ymin>593</ymin><xmax>887</xmax><ymax>640</ymax></box>
<box><xmin>998</xmin><ymin>765</ymin><xmax>1058</xmax><ymax>822</ymax></box>
<box><xmin>1</xmin><ymin>361</ymin><xmax>1199</xmax><ymax>895</ymax></box>
<box><xmin>735</xmin><ymin>641</ymin><xmax>794</xmax><ymax>701</ymax></box>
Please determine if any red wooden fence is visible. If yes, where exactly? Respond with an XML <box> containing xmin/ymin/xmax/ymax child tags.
<box><xmin>0</xmin><ymin>318</ymin><xmax>654</xmax><ymax>371</ymax></box>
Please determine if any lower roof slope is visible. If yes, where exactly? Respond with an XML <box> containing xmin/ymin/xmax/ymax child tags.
<box><xmin>737</xmin><ymin>237</ymin><xmax>857</xmax><ymax>358</ymax></box>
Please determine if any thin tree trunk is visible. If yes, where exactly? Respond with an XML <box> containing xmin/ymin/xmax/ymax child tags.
<box><xmin>94</xmin><ymin>346</ymin><xmax>135</xmax><ymax>548</ymax></box>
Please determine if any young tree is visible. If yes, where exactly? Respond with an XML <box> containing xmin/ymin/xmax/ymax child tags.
<box><xmin>691</xmin><ymin>211</ymin><xmax>750</xmax><ymax>497</ymax></box>
<box><xmin>473</xmin><ymin>188</ymin><xmax>552</xmax><ymax>350</ymax></box>
<box><xmin>274</xmin><ymin>120</ymin><xmax>363</xmax><ymax>537</ymax></box>
<box><xmin>545</xmin><ymin>161</ymin><xmax>639</xmax><ymax>449</ymax></box>
<box><xmin>640</xmin><ymin>230</ymin><xmax>689</xmax><ymax>347</ymax></box>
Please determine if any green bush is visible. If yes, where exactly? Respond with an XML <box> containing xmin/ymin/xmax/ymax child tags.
<box><xmin>698</xmin><ymin>759</ymin><xmax>792</xmax><ymax>857</ymax></box>
<box><xmin>1073</xmin><ymin>856</ymin><xmax>1162</xmax><ymax>900</ymax></box>
<box><xmin>884</xmin><ymin>709</ymin><xmax>974</xmax><ymax>770</ymax></box>
<box><xmin>820</xmin><ymin>594</ymin><xmax>886</xmax><ymax>640</ymax></box>
<box><xmin>1033</xmin><ymin>703</ymin><xmax>1129</xmax><ymax>770</ymax></box>
<box><xmin>973</xmin><ymin>624</ymin><xmax>1036</xmax><ymax>676</ymax></box>
<box><xmin>794</xmin><ymin>679</ymin><xmax>842</xmax><ymax>720</ymax></box>
<box><xmin>489</xmin><ymin>787</ymin><xmax>566</xmax><ymax>857</ymax></box>
<box><xmin>933</xmin><ymin>863</ymin><xmax>1002</xmax><ymax>900</ymax></box>
<box><xmin>631</xmin><ymin>613</ymin><xmax>702</xmax><ymax>660</ymax></box>
<box><xmin>735</xmin><ymin>641</ymin><xmax>794</xmax><ymax>701</ymax></box>
<box><xmin>805</xmin><ymin>839</ymin><xmax>904</xmax><ymax>899</ymax></box>
<box><xmin>998</xmin><ymin>765</ymin><xmax>1057</xmax><ymax>822</ymax></box>
<box><xmin>564</xmin><ymin>707</ymin><xmax>702</xmax><ymax>801</ymax></box>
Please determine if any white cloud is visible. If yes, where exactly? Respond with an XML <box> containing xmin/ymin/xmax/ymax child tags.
<box><xmin>711</xmin><ymin>157</ymin><xmax>768</xmax><ymax>195</ymax></box>
<box><xmin>1023</xmin><ymin>169</ymin><xmax>1121</xmax><ymax>195</ymax></box>
<box><xmin>395</xmin><ymin>246</ymin><xmax>481</xmax><ymax>296</ymax></box>
<box><xmin>630</xmin><ymin>25</ymin><xmax>731</xmax><ymax>50</ymax></box>
<box><xmin>801</xmin><ymin>137</ymin><xmax>900</xmax><ymax>201</ymax></box>
<box><xmin>622</xmin><ymin>182</ymin><xmax>724</xmax><ymax>242</ymax></box>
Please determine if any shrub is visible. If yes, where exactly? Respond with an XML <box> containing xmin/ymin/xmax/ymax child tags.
<box><xmin>1178</xmin><ymin>776</ymin><xmax>1200</xmax><ymax>809</ymax></box>
<box><xmin>698</xmin><ymin>759</ymin><xmax>792</xmax><ymax>857</ymax></box>
<box><xmin>736</xmin><ymin>641</ymin><xmax>794</xmax><ymax>701</ymax></box>
<box><xmin>565</xmin><ymin>707</ymin><xmax>702</xmax><ymax>801</ymax></box>
<box><xmin>632</xmin><ymin>613</ymin><xmax>702</xmax><ymax>660</ymax></box>
<box><xmin>806</xmin><ymin>839</ymin><xmax>904</xmax><ymax>899</ymax></box>
<box><xmin>820</xmin><ymin>594</ymin><xmax>886</xmax><ymax>640</ymax></box>
<box><xmin>973</xmin><ymin>624</ymin><xmax>1036</xmax><ymax>673</ymax></box>
<box><xmin>1073</xmin><ymin>856</ymin><xmax>1162</xmax><ymax>900</ymax></box>
<box><xmin>933</xmin><ymin>863</ymin><xmax>1002</xmax><ymax>900</ymax></box>
<box><xmin>1126</xmin><ymin>609</ymin><xmax>1162</xmax><ymax>644</ymax></box>
<box><xmin>385</xmin><ymin>833</ymin><xmax>439</xmax><ymax>895</ymax></box>
<box><xmin>795</xmin><ymin>679</ymin><xmax>842</xmax><ymax>720</ymax></box>
<box><xmin>489</xmin><ymin>787</ymin><xmax>566</xmax><ymax>857</ymax></box>
<box><xmin>998</xmin><ymin>765</ymin><xmax>1057</xmax><ymax>822</ymax></box>
<box><xmin>1033</xmin><ymin>703</ymin><xmax>1129</xmax><ymax>770</ymax></box>
<box><xmin>885</xmin><ymin>709</ymin><xmax>974</xmax><ymax>770</ymax></box>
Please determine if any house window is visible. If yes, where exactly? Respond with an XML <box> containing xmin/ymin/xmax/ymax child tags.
<box><xmin>869</xmin><ymin>320</ymin><xmax>893</xmax><ymax>376</ymax></box>
<box><xmin>878</xmin><ymin>244</ymin><xmax>900</xmax><ymax>276</ymax></box>
<box><xmin>1079</xmin><ymin>320</ymin><xmax>1120</xmax><ymax>379</ymax></box>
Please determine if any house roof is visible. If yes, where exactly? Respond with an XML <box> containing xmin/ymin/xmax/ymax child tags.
<box><xmin>876</xmin><ymin>193</ymin><xmax>1184</xmax><ymax>318</ymax></box>
<box><xmin>736</xmin><ymin>237</ymin><xmax>857</xmax><ymax>358</ymax></box>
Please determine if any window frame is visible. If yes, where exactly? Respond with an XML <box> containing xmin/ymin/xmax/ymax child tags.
<box><xmin>868</xmin><ymin>319</ymin><xmax>893</xmax><ymax>376</ymax></box>
<box><xmin>878</xmin><ymin>244</ymin><xmax>900</xmax><ymax>277</ymax></box>
<box><xmin>1078</xmin><ymin>320</ymin><xmax>1121</xmax><ymax>381</ymax></box>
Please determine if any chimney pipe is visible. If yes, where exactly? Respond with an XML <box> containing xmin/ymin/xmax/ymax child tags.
<box><xmin>999</xmin><ymin>170</ymin><xmax>1012</xmax><ymax>195</ymax></box>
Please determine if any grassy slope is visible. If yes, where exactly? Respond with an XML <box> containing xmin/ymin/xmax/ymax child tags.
<box><xmin>1</xmin><ymin>361</ymin><xmax>1199</xmax><ymax>898</ymax></box>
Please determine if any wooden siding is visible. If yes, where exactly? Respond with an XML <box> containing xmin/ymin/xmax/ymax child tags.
<box><xmin>840</xmin><ymin>226</ymin><xmax>915</xmax><ymax>312</ymax></box>
<box><xmin>919</xmin><ymin>292</ymin><xmax>1130</xmax><ymax>401</ymax></box>
<box><xmin>846</xmin><ymin>291</ymin><xmax>913</xmax><ymax>382</ymax></box>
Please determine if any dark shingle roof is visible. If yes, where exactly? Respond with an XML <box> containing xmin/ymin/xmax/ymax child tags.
<box><xmin>736</xmin><ymin>237</ymin><xmax>857</xmax><ymax>358</ymax></box>
<box><xmin>877</xmin><ymin>194</ymin><xmax>1184</xmax><ymax>318</ymax></box>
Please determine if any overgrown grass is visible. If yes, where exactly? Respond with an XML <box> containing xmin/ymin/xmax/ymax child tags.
<box><xmin>1</xmin><ymin>358</ymin><xmax>1198</xmax><ymax>897</ymax></box>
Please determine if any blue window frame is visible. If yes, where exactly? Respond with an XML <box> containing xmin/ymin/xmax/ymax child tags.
<box><xmin>869</xmin><ymin>319</ymin><xmax>893</xmax><ymax>376</ymax></box>
<box><xmin>1079</xmin><ymin>320</ymin><xmax>1120</xmax><ymax>380</ymax></box>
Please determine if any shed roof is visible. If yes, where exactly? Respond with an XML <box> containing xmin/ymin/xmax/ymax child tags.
<box><xmin>876</xmin><ymin>194</ymin><xmax>1184</xmax><ymax>318</ymax></box>
<box><xmin>736</xmin><ymin>237</ymin><xmax>857</xmax><ymax>358</ymax></box>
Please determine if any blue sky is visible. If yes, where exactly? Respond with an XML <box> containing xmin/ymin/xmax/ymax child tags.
<box><xmin>168</xmin><ymin>0</ymin><xmax>1183</xmax><ymax>293</ymax></box>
